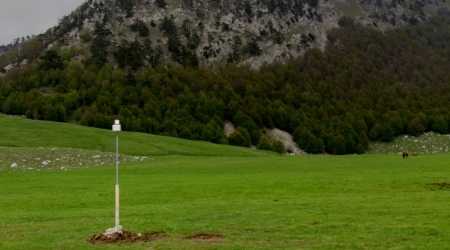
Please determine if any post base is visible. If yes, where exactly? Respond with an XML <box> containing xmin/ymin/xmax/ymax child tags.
<box><xmin>104</xmin><ymin>225</ymin><xmax>123</xmax><ymax>236</ymax></box>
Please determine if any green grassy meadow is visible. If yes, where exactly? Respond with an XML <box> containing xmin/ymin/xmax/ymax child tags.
<box><xmin>0</xmin><ymin>115</ymin><xmax>450</xmax><ymax>250</ymax></box>
<box><xmin>0</xmin><ymin>114</ymin><xmax>267</xmax><ymax>157</ymax></box>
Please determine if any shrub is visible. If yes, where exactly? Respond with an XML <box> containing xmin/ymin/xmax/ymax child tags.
<box><xmin>293</xmin><ymin>127</ymin><xmax>324</xmax><ymax>154</ymax></box>
<box><xmin>431</xmin><ymin>116</ymin><xmax>448</xmax><ymax>134</ymax></box>
<box><xmin>407</xmin><ymin>116</ymin><xmax>427</xmax><ymax>136</ymax></box>
<box><xmin>130</xmin><ymin>20</ymin><xmax>150</xmax><ymax>37</ymax></box>
<box><xmin>229</xmin><ymin>128</ymin><xmax>251</xmax><ymax>147</ymax></box>
<box><xmin>244</xmin><ymin>39</ymin><xmax>262</xmax><ymax>56</ymax></box>
<box><xmin>155</xmin><ymin>0</ymin><xmax>167</xmax><ymax>8</ymax></box>
<box><xmin>257</xmin><ymin>134</ymin><xmax>285</xmax><ymax>154</ymax></box>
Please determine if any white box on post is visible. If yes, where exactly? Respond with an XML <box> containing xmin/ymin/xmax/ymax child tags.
<box><xmin>113</xmin><ymin>120</ymin><xmax>122</xmax><ymax>132</ymax></box>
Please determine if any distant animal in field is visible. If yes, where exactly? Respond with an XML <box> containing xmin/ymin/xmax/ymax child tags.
<box><xmin>402</xmin><ymin>152</ymin><xmax>409</xmax><ymax>159</ymax></box>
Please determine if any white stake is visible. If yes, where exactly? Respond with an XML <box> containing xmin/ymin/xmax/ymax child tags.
<box><xmin>112</xmin><ymin>120</ymin><xmax>122</xmax><ymax>232</ymax></box>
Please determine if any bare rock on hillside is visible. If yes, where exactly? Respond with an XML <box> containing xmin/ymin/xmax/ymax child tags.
<box><xmin>224</xmin><ymin>121</ymin><xmax>236</xmax><ymax>138</ymax></box>
<box><xmin>266</xmin><ymin>128</ymin><xmax>303</xmax><ymax>155</ymax></box>
<box><xmin>5</xmin><ymin>0</ymin><xmax>445</xmax><ymax>70</ymax></box>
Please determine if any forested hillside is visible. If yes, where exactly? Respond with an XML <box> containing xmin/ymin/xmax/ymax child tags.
<box><xmin>1</xmin><ymin>15</ymin><xmax>450</xmax><ymax>154</ymax></box>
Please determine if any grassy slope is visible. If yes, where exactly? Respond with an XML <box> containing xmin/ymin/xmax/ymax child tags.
<box><xmin>1</xmin><ymin>115</ymin><xmax>449</xmax><ymax>249</ymax></box>
<box><xmin>0</xmin><ymin>155</ymin><xmax>449</xmax><ymax>249</ymax></box>
<box><xmin>0</xmin><ymin>115</ymin><xmax>267</xmax><ymax>157</ymax></box>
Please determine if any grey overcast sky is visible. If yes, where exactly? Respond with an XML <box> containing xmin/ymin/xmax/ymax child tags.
<box><xmin>0</xmin><ymin>0</ymin><xmax>85</xmax><ymax>44</ymax></box>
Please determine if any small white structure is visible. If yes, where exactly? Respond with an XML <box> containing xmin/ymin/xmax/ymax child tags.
<box><xmin>113</xmin><ymin>120</ymin><xmax>121</xmax><ymax>132</ymax></box>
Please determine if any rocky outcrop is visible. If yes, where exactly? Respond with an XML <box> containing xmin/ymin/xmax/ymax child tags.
<box><xmin>266</xmin><ymin>128</ymin><xmax>303</xmax><ymax>155</ymax></box>
<box><xmin>224</xmin><ymin>121</ymin><xmax>236</xmax><ymax>138</ymax></box>
<box><xmin>11</xmin><ymin>0</ymin><xmax>450</xmax><ymax>68</ymax></box>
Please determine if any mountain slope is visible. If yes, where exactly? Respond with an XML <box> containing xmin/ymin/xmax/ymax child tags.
<box><xmin>63</xmin><ymin>0</ymin><xmax>450</xmax><ymax>67</ymax></box>
<box><xmin>3</xmin><ymin>15</ymin><xmax>450</xmax><ymax>155</ymax></box>
<box><xmin>3</xmin><ymin>0</ymin><xmax>449</xmax><ymax>70</ymax></box>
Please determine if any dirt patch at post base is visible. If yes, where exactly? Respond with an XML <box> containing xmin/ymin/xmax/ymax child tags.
<box><xmin>185</xmin><ymin>233</ymin><xmax>224</xmax><ymax>241</ymax></box>
<box><xmin>89</xmin><ymin>231</ymin><xmax>167</xmax><ymax>244</ymax></box>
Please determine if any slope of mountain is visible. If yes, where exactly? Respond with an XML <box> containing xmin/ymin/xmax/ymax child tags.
<box><xmin>2</xmin><ymin>15</ymin><xmax>450</xmax><ymax>154</ymax></box>
<box><xmin>25</xmin><ymin>0</ymin><xmax>450</xmax><ymax>68</ymax></box>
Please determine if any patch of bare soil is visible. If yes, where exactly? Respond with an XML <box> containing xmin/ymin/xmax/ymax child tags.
<box><xmin>427</xmin><ymin>182</ymin><xmax>450</xmax><ymax>191</ymax></box>
<box><xmin>185</xmin><ymin>233</ymin><xmax>224</xmax><ymax>241</ymax></box>
<box><xmin>89</xmin><ymin>231</ymin><xmax>167</xmax><ymax>244</ymax></box>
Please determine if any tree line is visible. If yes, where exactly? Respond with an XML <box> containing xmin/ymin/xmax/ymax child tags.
<box><xmin>1</xmin><ymin>15</ymin><xmax>450</xmax><ymax>154</ymax></box>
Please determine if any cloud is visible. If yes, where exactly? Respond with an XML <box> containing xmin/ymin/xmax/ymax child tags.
<box><xmin>0</xmin><ymin>0</ymin><xmax>85</xmax><ymax>44</ymax></box>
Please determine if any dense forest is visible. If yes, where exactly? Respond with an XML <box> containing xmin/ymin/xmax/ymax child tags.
<box><xmin>1</xmin><ymin>15</ymin><xmax>450</xmax><ymax>154</ymax></box>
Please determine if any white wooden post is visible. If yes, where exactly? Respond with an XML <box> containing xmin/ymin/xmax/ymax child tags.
<box><xmin>112</xmin><ymin>120</ymin><xmax>122</xmax><ymax>232</ymax></box>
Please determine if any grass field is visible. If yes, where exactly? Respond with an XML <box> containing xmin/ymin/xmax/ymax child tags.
<box><xmin>0</xmin><ymin>114</ymin><xmax>267</xmax><ymax>157</ymax></box>
<box><xmin>1</xmin><ymin>155</ymin><xmax>450</xmax><ymax>250</ymax></box>
<box><xmin>1</xmin><ymin>115</ymin><xmax>450</xmax><ymax>249</ymax></box>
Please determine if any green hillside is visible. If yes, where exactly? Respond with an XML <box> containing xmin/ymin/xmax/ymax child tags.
<box><xmin>3</xmin><ymin>16</ymin><xmax>450</xmax><ymax>155</ymax></box>
<box><xmin>0</xmin><ymin>115</ymin><xmax>267</xmax><ymax>157</ymax></box>
<box><xmin>0</xmin><ymin>116</ymin><xmax>449</xmax><ymax>249</ymax></box>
